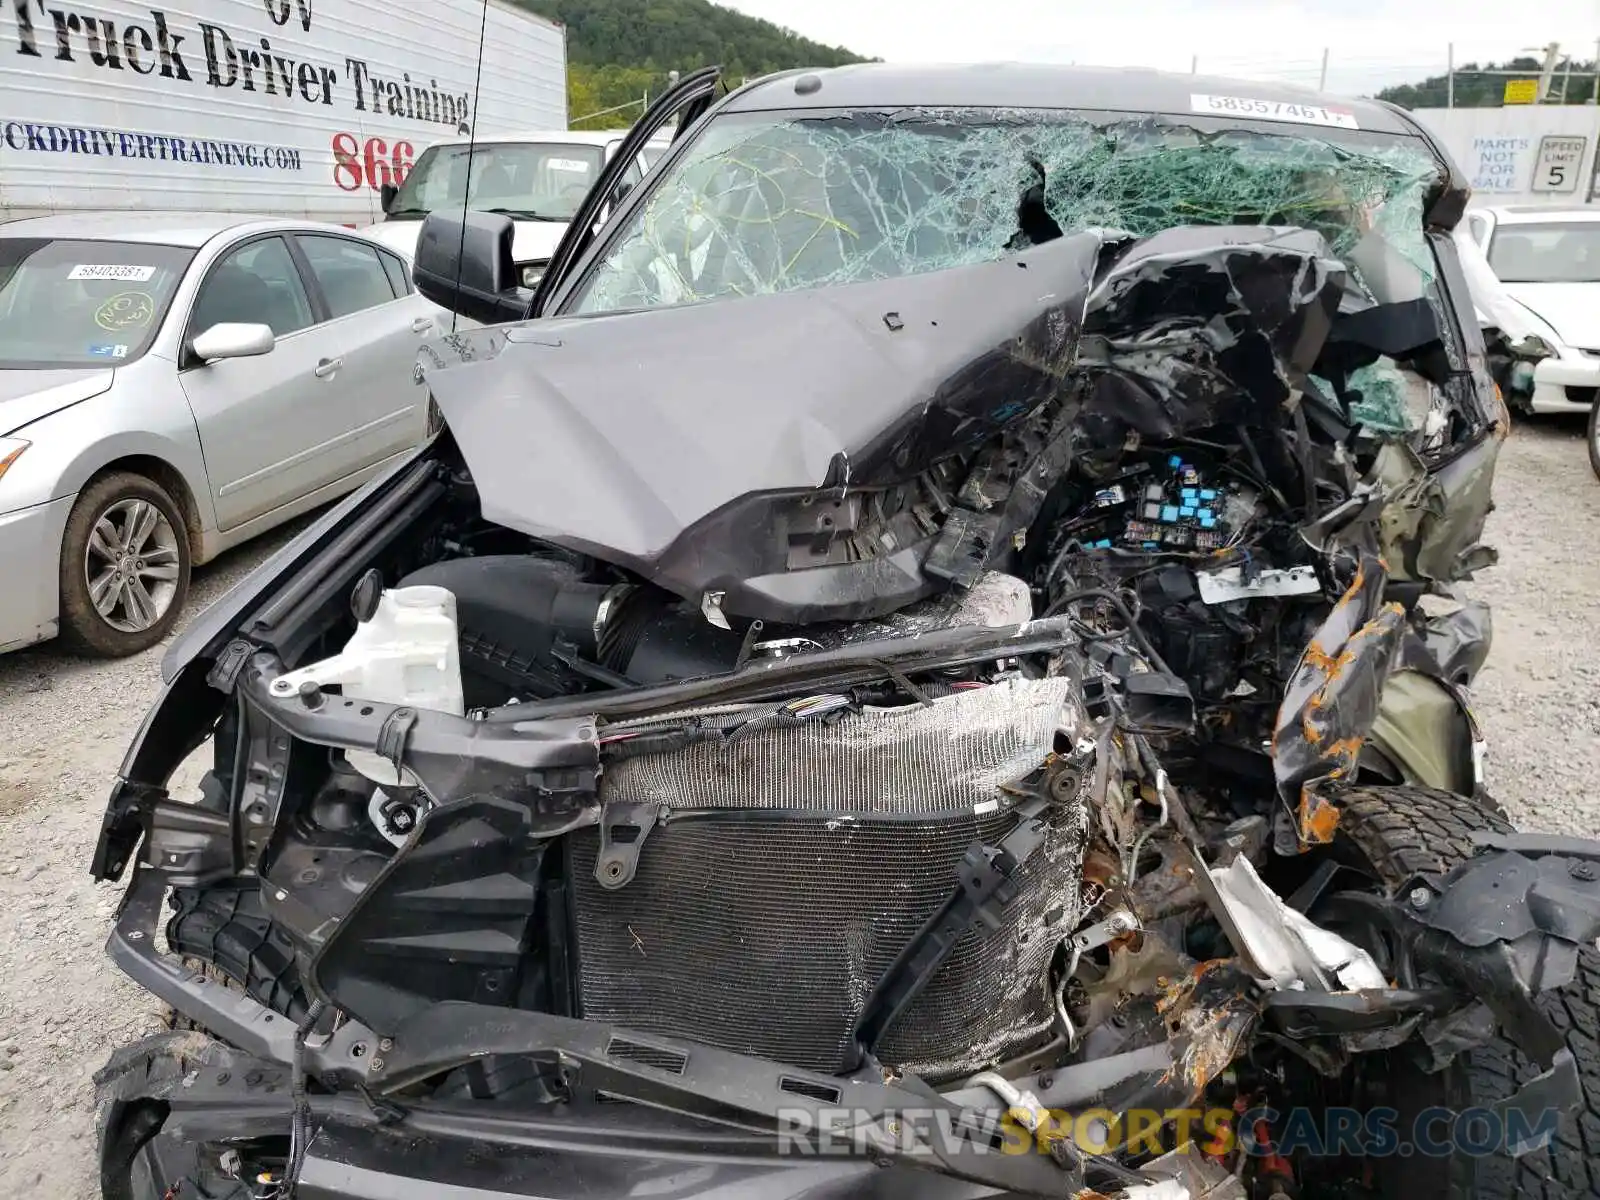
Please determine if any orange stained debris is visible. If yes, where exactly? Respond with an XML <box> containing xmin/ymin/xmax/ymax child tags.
<box><xmin>1298</xmin><ymin>791</ymin><xmax>1341</xmax><ymax>845</ymax></box>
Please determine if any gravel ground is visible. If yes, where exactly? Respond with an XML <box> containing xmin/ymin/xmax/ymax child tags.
<box><xmin>1</xmin><ymin>417</ymin><xmax>1597</xmax><ymax>1197</ymax></box>
<box><xmin>0</xmin><ymin>514</ymin><xmax>310</xmax><ymax>1197</ymax></box>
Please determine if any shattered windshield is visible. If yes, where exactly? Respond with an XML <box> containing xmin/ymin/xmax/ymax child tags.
<box><xmin>568</xmin><ymin>109</ymin><xmax>1440</xmax><ymax>316</ymax></box>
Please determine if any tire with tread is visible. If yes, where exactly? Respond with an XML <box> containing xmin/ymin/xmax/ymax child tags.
<box><xmin>58</xmin><ymin>471</ymin><xmax>190</xmax><ymax>657</ymax></box>
<box><xmin>164</xmin><ymin>885</ymin><xmax>309</xmax><ymax>1024</ymax></box>
<box><xmin>1338</xmin><ymin>784</ymin><xmax>1600</xmax><ymax>1199</ymax></box>
<box><xmin>1588</xmin><ymin>399</ymin><xmax>1600</xmax><ymax>482</ymax></box>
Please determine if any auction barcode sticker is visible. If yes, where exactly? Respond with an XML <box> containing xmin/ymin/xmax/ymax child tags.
<box><xmin>1190</xmin><ymin>94</ymin><xmax>1359</xmax><ymax>130</ymax></box>
<box><xmin>68</xmin><ymin>264</ymin><xmax>156</xmax><ymax>282</ymax></box>
<box><xmin>548</xmin><ymin>158</ymin><xmax>592</xmax><ymax>173</ymax></box>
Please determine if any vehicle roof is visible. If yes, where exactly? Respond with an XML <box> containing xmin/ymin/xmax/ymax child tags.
<box><xmin>723</xmin><ymin>62</ymin><xmax>1419</xmax><ymax>136</ymax></box>
<box><xmin>0</xmin><ymin>211</ymin><xmax>389</xmax><ymax>248</ymax></box>
<box><xmin>1480</xmin><ymin>205</ymin><xmax>1600</xmax><ymax>224</ymax></box>
<box><xmin>422</xmin><ymin>129</ymin><xmax>672</xmax><ymax>150</ymax></box>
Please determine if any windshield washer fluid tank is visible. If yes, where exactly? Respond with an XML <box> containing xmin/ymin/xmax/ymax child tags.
<box><xmin>268</xmin><ymin>585</ymin><xmax>464</xmax><ymax>785</ymax></box>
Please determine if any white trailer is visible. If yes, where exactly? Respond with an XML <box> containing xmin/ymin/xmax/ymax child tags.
<box><xmin>0</xmin><ymin>0</ymin><xmax>566</xmax><ymax>224</ymax></box>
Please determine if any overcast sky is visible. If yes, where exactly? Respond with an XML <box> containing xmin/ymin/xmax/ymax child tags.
<box><xmin>721</xmin><ymin>1</ymin><xmax>1600</xmax><ymax>96</ymax></box>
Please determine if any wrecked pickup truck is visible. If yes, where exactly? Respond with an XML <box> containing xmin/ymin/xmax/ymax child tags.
<box><xmin>92</xmin><ymin>64</ymin><xmax>1600</xmax><ymax>1200</ymax></box>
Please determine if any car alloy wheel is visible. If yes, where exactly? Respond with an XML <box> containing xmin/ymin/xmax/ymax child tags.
<box><xmin>83</xmin><ymin>496</ymin><xmax>183</xmax><ymax>633</ymax></box>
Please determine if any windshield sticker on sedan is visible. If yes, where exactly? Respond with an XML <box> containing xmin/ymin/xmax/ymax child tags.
<box><xmin>1190</xmin><ymin>94</ymin><xmax>1359</xmax><ymax>129</ymax></box>
<box><xmin>549</xmin><ymin>158</ymin><xmax>593</xmax><ymax>173</ymax></box>
<box><xmin>94</xmin><ymin>292</ymin><xmax>154</xmax><ymax>331</ymax></box>
<box><xmin>87</xmin><ymin>343</ymin><xmax>129</xmax><ymax>359</ymax></box>
<box><xmin>69</xmin><ymin>263</ymin><xmax>156</xmax><ymax>282</ymax></box>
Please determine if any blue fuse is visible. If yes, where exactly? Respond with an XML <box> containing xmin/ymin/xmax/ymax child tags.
<box><xmin>1168</xmin><ymin>455</ymin><xmax>1183</xmax><ymax>468</ymax></box>
<box><xmin>1199</xmin><ymin>489</ymin><xmax>1217</xmax><ymax>500</ymax></box>
<box><xmin>1200</xmin><ymin>515</ymin><xmax>1217</xmax><ymax>528</ymax></box>
<box><xmin>1178</xmin><ymin>506</ymin><xmax>1195</xmax><ymax>518</ymax></box>
<box><xmin>1197</xmin><ymin>508</ymin><xmax>1214</xmax><ymax>521</ymax></box>
<box><xmin>1180</xmin><ymin>487</ymin><xmax>1197</xmax><ymax>501</ymax></box>
<box><xmin>1160</xmin><ymin>505</ymin><xmax>1180</xmax><ymax>523</ymax></box>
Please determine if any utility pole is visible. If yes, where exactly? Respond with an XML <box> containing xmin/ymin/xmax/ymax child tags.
<box><xmin>1190</xmin><ymin>54</ymin><xmax>1198</xmax><ymax>74</ymax></box>
<box><xmin>1536</xmin><ymin>41</ymin><xmax>1562</xmax><ymax>101</ymax></box>
<box><xmin>1447</xmin><ymin>42</ymin><xmax>1455</xmax><ymax>108</ymax></box>
<box><xmin>1318</xmin><ymin>47</ymin><xmax>1329</xmax><ymax>91</ymax></box>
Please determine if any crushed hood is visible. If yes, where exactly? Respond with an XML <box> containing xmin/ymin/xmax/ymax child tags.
<box><xmin>423</xmin><ymin>230</ymin><xmax>1106</xmax><ymax>566</ymax></box>
<box><xmin>423</xmin><ymin>225</ymin><xmax>1347</xmax><ymax>620</ymax></box>
<box><xmin>0</xmin><ymin>367</ymin><xmax>116</xmax><ymax>435</ymax></box>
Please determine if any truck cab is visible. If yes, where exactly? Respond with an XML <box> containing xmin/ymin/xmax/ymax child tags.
<box><xmin>362</xmin><ymin>130</ymin><xmax>669</xmax><ymax>290</ymax></box>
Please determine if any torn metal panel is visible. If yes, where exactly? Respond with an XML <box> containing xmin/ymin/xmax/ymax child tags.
<box><xmin>1409</xmin><ymin>434</ymin><xmax>1502</xmax><ymax>582</ymax></box>
<box><xmin>1200</xmin><ymin>856</ymin><xmax>1384</xmax><ymax>991</ymax></box>
<box><xmin>1072</xmin><ymin>226</ymin><xmax>1344</xmax><ymax>444</ymax></box>
<box><xmin>1157</xmin><ymin>959</ymin><xmax>1259</xmax><ymax>1096</ymax></box>
<box><xmin>1272</xmin><ymin>554</ymin><xmax>1408</xmax><ymax>844</ymax></box>
<box><xmin>1372</xmin><ymin>435</ymin><xmax>1501</xmax><ymax>584</ymax></box>
<box><xmin>1414</xmin><ymin>594</ymin><xmax>1493</xmax><ymax>684</ymax></box>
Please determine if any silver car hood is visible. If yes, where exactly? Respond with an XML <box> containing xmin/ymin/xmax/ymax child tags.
<box><xmin>0</xmin><ymin>368</ymin><xmax>116</xmax><ymax>436</ymax></box>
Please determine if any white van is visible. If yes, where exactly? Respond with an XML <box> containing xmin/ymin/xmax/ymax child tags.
<box><xmin>361</xmin><ymin>130</ymin><xmax>672</xmax><ymax>288</ymax></box>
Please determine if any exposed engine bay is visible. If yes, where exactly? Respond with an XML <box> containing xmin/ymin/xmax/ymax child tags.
<box><xmin>91</xmin><ymin>208</ymin><xmax>1600</xmax><ymax>1200</ymax></box>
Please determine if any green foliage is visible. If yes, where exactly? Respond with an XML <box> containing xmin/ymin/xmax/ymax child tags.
<box><xmin>1379</xmin><ymin>56</ymin><xmax>1600</xmax><ymax>109</ymax></box>
<box><xmin>566</xmin><ymin>64</ymin><xmax>661</xmax><ymax>127</ymax></box>
<box><xmin>508</xmin><ymin>0</ymin><xmax>871</xmax><ymax>127</ymax></box>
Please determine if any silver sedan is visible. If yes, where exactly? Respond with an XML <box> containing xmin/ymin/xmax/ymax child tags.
<box><xmin>0</xmin><ymin>212</ymin><xmax>448</xmax><ymax>657</ymax></box>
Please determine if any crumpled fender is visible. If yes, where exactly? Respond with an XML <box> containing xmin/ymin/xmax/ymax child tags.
<box><xmin>1395</xmin><ymin>834</ymin><xmax>1600</xmax><ymax>1126</ymax></box>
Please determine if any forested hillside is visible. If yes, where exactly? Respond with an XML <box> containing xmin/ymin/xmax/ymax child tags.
<box><xmin>511</xmin><ymin>0</ymin><xmax>871</xmax><ymax>126</ymax></box>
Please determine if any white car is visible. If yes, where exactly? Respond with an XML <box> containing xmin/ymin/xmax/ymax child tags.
<box><xmin>0</xmin><ymin>212</ymin><xmax>448</xmax><ymax>657</ymax></box>
<box><xmin>1458</xmin><ymin>205</ymin><xmax>1600</xmax><ymax>414</ymax></box>
<box><xmin>361</xmin><ymin>130</ymin><xmax>671</xmax><ymax>289</ymax></box>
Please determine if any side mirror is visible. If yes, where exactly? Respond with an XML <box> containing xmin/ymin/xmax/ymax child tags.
<box><xmin>191</xmin><ymin>322</ymin><xmax>275</xmax><ymax>362</ymax></box>
<box><xmin>379</xmin><ymin>182</ymin><xmax>398</xmax><ymax>214</ymax></box>
<box><xmin>412</xmin><ymin>209</ymin><xmax>529</xmax><ymax>324</ymax></box>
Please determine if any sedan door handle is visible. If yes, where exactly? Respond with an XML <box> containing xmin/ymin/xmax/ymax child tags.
<box><xmin>411</xmin><ymin>317</ymin><xmax>434</xmax><ymax>334</ymax></box>
<box><xmin>313</xmin><ymin>357</ymin><xmax>342</xmax><ymax>379</ymax></box>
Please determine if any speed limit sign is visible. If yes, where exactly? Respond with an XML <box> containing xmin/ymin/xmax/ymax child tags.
<box><xmin>1533</xmin><ymin>135</ymin><xmax>1586</xmax><ymax>192</ymax></box>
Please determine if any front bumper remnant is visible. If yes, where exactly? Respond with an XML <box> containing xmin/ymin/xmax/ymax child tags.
<box><xmin>102</xmin><ymin>869</ymin><xmax>1194</xmax><ymax>1199</ymax></box>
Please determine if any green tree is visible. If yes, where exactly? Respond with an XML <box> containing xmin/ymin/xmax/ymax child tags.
<box><xmin>510</xmin><ymin>0</ymin><xmax>872</xmax><ymax>121</ymax></box>
<box><xmin>568</xmin><ymin>63</ymin><xmax>661</xmax><ymax>127</ymax></box>
<box><xmin>1379</xmin><ymin>56</ymin><xmax>1600</xmax><ymax>108</ymax></box>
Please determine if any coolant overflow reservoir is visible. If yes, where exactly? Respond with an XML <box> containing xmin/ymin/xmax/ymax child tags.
<box><xmin>268</xmin><ymin>584</ymin><xmax>464</xmax><ymax>785</ymax></box>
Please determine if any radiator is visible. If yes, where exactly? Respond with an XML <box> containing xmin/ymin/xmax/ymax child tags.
<box><xmin>572</xmin><ymin>676</ymin><xmax>1089</xmax><ymax>1079</ymax></box>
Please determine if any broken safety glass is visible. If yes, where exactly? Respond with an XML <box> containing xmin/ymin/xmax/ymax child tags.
<box><xmin>569</xmin><ymin>108</ymin><xmax>1442</xmax><ymax>317</ymax></box>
